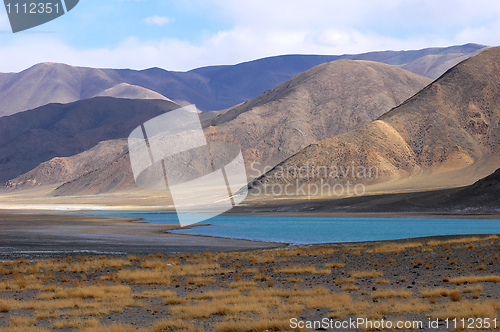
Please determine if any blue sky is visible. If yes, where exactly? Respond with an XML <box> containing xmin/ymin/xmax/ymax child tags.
<box><xmin>0</xmin><ymin>0</ymin><xmax>500</xmax><ymax>72</ymax></box>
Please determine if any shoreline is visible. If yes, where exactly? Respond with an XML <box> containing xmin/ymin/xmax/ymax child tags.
<box><xmin>1</xmin><ymin>209</ymin><xmax>500</xmax><ymax>261</ymax></box>
<box><xmin>0</xmin><ymin>211</ymin><xmax>285</xmax><ymax>261</ymax></box>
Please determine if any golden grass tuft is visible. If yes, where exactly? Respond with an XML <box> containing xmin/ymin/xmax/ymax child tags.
<box><xmin>422</xmin><ymin>287</ymin><xmax>456</xmax><ymax>298</ymax></box>
<box><xmin>447</xmin><ymin>275</ymin><xmax>500</xmax><ymax>284</ymax></box>
<box><xmin>370</xmin><ymin>288</ymin><xmax>412</xmax><ymax>299</ymax></box>
<box><xmin>0</xmin><ymin>300</ymin><xmax>11</xmax><ymax>312</ymax></box>
<box><xmin>274</xmin><ymin>265</ymin><xmax>330</xmax><ymax>274</ymax></box>
<box><xmin>351</xmin><ymin>270</ymin><xmax>383</xmax><ymax>278</ymax></box>
<box><xmin>375</xmin><ymin>278</ymin><xmax>390</xmax><ymax>284</ymax></box>
<box><xmin>325</xmin><ymin>262</ymin><xmax>345</xmax><ymax>268</ymax></box>
<box><xmin>215</xmin><ymin>318</ymin><xmax>291</xmax><ymax>332</ymax></box>
<box><xmin>431</xmin><ymin>300</ymin><xmax>497</xmax><ymax>320</ymax></box>
<box><xmin>448</xmin><ymin>289</ymin><xmax>462</xmax><ymax>302</ymax></box>
<box><xmin>37</xmin><ymin>285</ymin><xmax>131</xmax><ymax>300</ymax></box>
<box><xmin>462</xmin><ymin>285</ymin><xmax>483</xmax><ymax>293</ymax></box>
<box><xmin>368</xmin><ymin>299</ymin><xmax>431</xmax><ymax>317</ymax></box>
<box><xmin>10</xmin><ymin>316</ymin><xmax>37</xmax><ymax>327</ymax></box>
<box><xmin>342</xmin><ymin>285</ymin><xmax>359</xmax><ymax>291</ymax></box>
<box><xmin>184</xmin><ymin>276</ymin><xmax>216</xmax><ymax>287</ymax></box>
<box><xmin>84</xmin><ymin>323</ymin><xmax>145</xmax><ymax>332</ymax></box>
<box><xmin>335</xmin><ymin>277</ymin><xmax>355</xmax><ymax>286</ymax></box>
<box><xmin>428</xmin><ymin>235</ymin><xmax>499</xmax><ymax>247</ymax></box>
<box><xmin>367</xmin><ymin>242</ymin><xmax>422</xmax><ymax>253</ymax></box>
<box><xmin>228</xmin><ymin>281</ymin><xmax>257</xmax><ymax>290</ymax></box>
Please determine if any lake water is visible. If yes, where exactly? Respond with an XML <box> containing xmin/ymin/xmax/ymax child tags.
<box><xmin>76</xmin><ymin>211</ymin><xmax>500</xmax><ymax>244</ymax></box>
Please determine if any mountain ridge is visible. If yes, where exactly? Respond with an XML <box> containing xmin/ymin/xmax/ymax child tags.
<box><xmin>0</xmin><ymin>44</ymin><xmax>486</xmax><ymax>117</ymax></box>
<box><xmin>3</xmin><ymin>59</ymin><xmax>432</xmax><ymax>195</ymax></box>
<box><xmin>249</xmin><ymin>46</ymin><xmax>500</xmax><ymax>196</ymax></box>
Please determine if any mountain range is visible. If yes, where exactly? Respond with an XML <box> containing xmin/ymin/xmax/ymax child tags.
<box><xmin>2</xmin><ymin>44</ymin><xmax>500</xmax><ymax>207</ymax></box>
<box><xmin>0</xmin><ymin>44</ymin><xmax>486</xmax><ymax>117</ymax></box>
<box><xmin>4</xmin><ymin>59</ymin><xmax>430</xmax><ymax>194</ymax></box>
<box><xmin>250</xmin><ymin>46</ymin><xmax>500</xmax><ymax>196</ymax></box>
<box><xmin>204</xmin><ymin>60</ymin><xmax>431</xmax><ymax>174</ymax></box>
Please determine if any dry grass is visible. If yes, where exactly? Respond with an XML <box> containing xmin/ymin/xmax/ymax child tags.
<box><xmin>324</xmin><ymin>262</ymin><xmax>345</xmax><ymax>268</ymax></box>
<box><xmin>184</xmin><ymin>276</ymin><xmax>216</xmax><ymax>287</ymax></box>
<box><xmin>351</xmin><ymin>270</ymin><xmax>383</xmax><ymax>278</ymax></box>
<box><xmin>228</xmin><ymin>281</ymin><xmax>257</xmax><ymax>290</ymax></box>
<box><xmin>462</xmin><ymin>285</ymin><xmax>484</xmax><ymax>293</ymax></box>
<box><xmin>0</xmin><ymin>299</ymin><xmax>11</xmax><ymax>312</ymax></box>
<box><xmin>215</xmin><ymin>317</ymin><xmax>291</xmax><ymax>332</ymax></box>
<box><xmin>274</xmin><ymin>265</ymin><xmax>330</xmax><ymax>274</ymax></box>
<box><xmin>366</xmin><ymin>242</ymin><xmax>422</xmax><ymax>253</ymax></box>
<box><xmin>368</xmin><ymin>299</ymin><xmax>431</xmax><ymax>317</ymax></box>
<box><xmin>422</xmin><ymin>287</ymin><xmax>456</xmax><ymax>298</ymax></box>
<box><xmin>37</xmin><ymin>285</ymin><xmax>131</xmax><ymax>300</ymax></box>
<box><xmin>335</xmin><ymin>277</ymin><xmax>355</xmax><ymax>286</ymax></box>
<box><xmin>447</xmin><ymin>275</ymin><xmax>500</xmax><ymax>284</ymax></box>
<box><xmin>375</xmin><ymin>278</ymin><xmax>390</xmax><ymax>284</ymax></box>
<box><xmin>241</xmin><ymin>267</ymin><xmax>258</xmax><ymax>274</ymax></box>
<box><xmin>0</xmin><ymin>235</ymin><xmax>497</xmax><ymax>331</ymax></box>
<box><xmin>428</xmin><ymin>235</ymin><xmax>499</xmax><ymax>247</ymax></box>
<box><xmin>116</xmin><ymin>269</ymin><xmax>171</xmax><ymax>285</ymax></box>
<box><xmin>53</xmin><ymin>317</ymin><xmax>98</xmax><ymax>329</ymax></box>
<box><xmin>85</xmin><ymin>323</ymin><xmax>147</xmax><ymax>332</ymax></box>
<box><xmin>448</xmin><ymin>289</ymin><xmax>462</xmax><ymax>302</ymax></box>
<box><xmin>187</xmin><ymin>290</ymin><xmax>240</xmax><ymax>300</ymax></box>
<box><xmin>152</xmin><ymin>318</ymin><xmax>192</xmax><ymax>331</ymax></box>
<box><xmin>10</xmin><ymin>316</ymin><xmax>37</xmax><ymax>327</ymax></box>
<box><xmin>370</xmin><ymin>288</ymin><xmax>412</xmax><ymax>299</ymax></box>
<box><xmin>431</xmin><ymin>300</ymin><xmax>497</xmax><ymax>320</ymax></box>
<box><xmin>342</xmin><ymin>285</ymin><xmax>359</xmax><ymax>291</ymax></box>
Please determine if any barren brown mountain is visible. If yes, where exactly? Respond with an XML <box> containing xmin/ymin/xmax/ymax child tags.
<box><xmin>205</xmin><ymin>60</ymin><xmax>431</xmax><ymax>175</ymax></box>
<box><xmin>3</xmin><ymin>60</ymin><xmax>431</xmax><ymax>195</ymax></box>
<box><xmin>250</xmin><ymin>46</ymin><xmax>500</xmax><ymax>196</ymax></box>
<box><xmin>0</xmin><ymin>63</ymin><xmax>174</xmax><ymax>117</ymax></box>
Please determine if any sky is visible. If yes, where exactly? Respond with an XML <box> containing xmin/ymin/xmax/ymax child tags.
<box><xmin>0</xmin><ymin>0</ymin><xmax>499</xmax><ymax>73</ymax></box>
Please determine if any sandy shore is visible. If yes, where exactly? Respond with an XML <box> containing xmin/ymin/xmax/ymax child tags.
<box><xmin>0</xmin><ymin>211</ymin><xmax>285</xmax><ymax>260</ymax></box>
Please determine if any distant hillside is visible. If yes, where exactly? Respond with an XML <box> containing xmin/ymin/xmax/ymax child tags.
<box><xmin>205</xmin><ymin>60</ymin><xmax>431</xmax><ymax>174</ymax></box>
<box><xmin>250</xmin><ymin>46</ymin><xmax>500</xmax><ymax>196</ymax></box>
<box><xmin>0</xmin><ymin>44</ymin><xmax>485</xmax><ymax>116</ymax></box>
<box><xmin>0</xmin><ymin>98</ymin><xmax>179</xmax><ymax>184</ymax></box>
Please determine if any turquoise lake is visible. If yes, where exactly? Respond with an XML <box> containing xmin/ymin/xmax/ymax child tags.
<box><xmin>76</xmin><ymin>211</ymin><xmax>500</xmax><ymax>245</ymax></box>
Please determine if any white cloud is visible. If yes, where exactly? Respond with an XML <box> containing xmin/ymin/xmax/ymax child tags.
<box><xmin>0</xmin><ymin>0</ymin><xmax>499</xmax><ymax>72</ymax></box>
<box><xmin>143</xmin><ymin>15</ymin><xmax>171</xmax><ymax>26</ymax></box>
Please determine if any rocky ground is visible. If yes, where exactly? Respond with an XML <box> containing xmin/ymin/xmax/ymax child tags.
<box><xmin>0</xmin><ymin>232</ymin><xmax>499</xmax><ymax>331</ymax></box>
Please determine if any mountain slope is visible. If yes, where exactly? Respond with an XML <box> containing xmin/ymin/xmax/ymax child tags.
<box><xmin>0</xmin><ymin>97</ymin><xmax>179</xmax><ymax>184</ymax></box>
<box><xmin>204</xmin><ymin>60</ymin><xmax>431</xmax><ymax>174</ymax></box>
<box><xmin>94</xmin><ymin>83</ymin><xmax>173</xmax><ymax>101</ymax></box>
<box><xmin>4</xmin><ymin>59</ymin><xmax>432</xmax><ymax>196</ymax></box>
<box><xmin>0</xmin><ymin>44</ymin><xmax>485</xmax><ymax>116</ymax></box>
<box><xmin>250</xmin><ymin>46</ymin><xmax>500</xmax><ymax>195</ymax></box>
<box><xmin>0</xmin><ymin>63</ymin><xmax>176</xmax><ymax>117</ymax></box>
<box><xmin>233</xmin><ymin>167</ymin><xmax>500</xmax><ymax>214</ymax></box>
